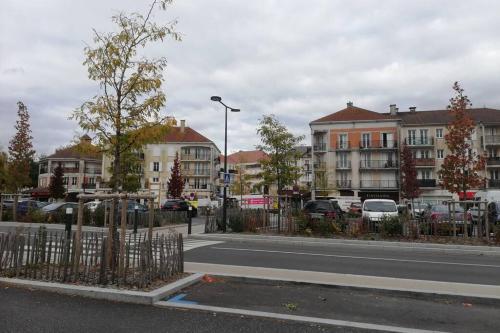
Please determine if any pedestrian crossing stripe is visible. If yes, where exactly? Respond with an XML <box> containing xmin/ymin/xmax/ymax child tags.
<box><xmin>183</xmin><ymin>239</ymin><xmax>223</xmax><ymax>252</ymax></box>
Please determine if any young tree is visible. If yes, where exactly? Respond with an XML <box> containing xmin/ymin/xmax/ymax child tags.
<box><xmin>167</xmin><ymin>152</ymin><xmax>183</xmax><ymax>198</ymax></box>
<box><xmin>0</xmin><ymin>151</ymin><xmax>8</xmax><ymax>192</ymax></box>
<box><xmin>400</xmin><ymin>143</ymin><xmax>421</xmax><ymax>217</ymax></box>
<box><xmin>230</xmin><ymin>164</ymin><xmax>252</xmax><ymax>195</ymax></box>
<box><xmin>49</xmin><ymin>163</ymin><xmax>65</xmax><ymax>200</ymax></box>
<box><xmin>72</xmin><ymin>0</ymin><xmax>181</xmax><ymax>191</ymax></box>
<box><xmin>438</xmin><ymin>82</ymin><xmax>486</xmax><ymax>199</ymax></box>
<box><xmin>256</xmin><ymin>115</ymin><xmax>304</xmax><ymax>229</ymax></box>
<box><xmin>8</xmin><ymin>101</ymin><xmax>36</xmax><ymax>192</ymax></box>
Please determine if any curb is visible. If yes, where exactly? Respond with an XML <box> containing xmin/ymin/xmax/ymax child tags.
<box><xmin>188</xmin><ymin>233</ymin><xmax>500</xmax><ymax>256</ymax></box>
<box><xmin>0</xmin><ymin>273</ymin><xmax>203</xmax><ymax>305</ymax></box>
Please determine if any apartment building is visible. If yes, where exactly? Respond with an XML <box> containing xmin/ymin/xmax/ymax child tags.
<box><xmin>293</xmin><ymin>145</ymin><xmax>312</xmax><ymax>190</ymax></box>
<box><xmin>310</xmin><ymin>102</ymin><xmax>500</xmax><ymax>202</ymax></box>
<box><xmin>38</xmin><ymin>135</ymin><xmax>102</xmax><ymax>196</ymax></box>
<box><xmin>310</xmin><ymin>102</ymin><xmax>400</xmax><ymax>201</ymax></box>
<box><xmin>225</xmin><ymin>150</ymin><xmax>268</xmax><ymax>194</ymax></box>
<box><xmin>101</xmin><ymin>120</ymin><xmax>221</xmax><ymax>203</ymax></box>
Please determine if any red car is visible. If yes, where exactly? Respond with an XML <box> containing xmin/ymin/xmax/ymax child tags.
<box><xmin>349</xmin><ymin>202</ymin><xmax>362</xmax><ymax>215</ymax></box>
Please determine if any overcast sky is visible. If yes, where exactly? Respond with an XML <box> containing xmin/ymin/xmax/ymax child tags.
<box><xmin>2</xmin><ymin>0</ymin><xmax>500</xmax><ymax>157</ymax></box>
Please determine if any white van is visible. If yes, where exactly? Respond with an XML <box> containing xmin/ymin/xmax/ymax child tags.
<box><xmin>474</xmin><ymin>190</ymin><xmax>500</xmax><ymax>203</ymax></box>
<box><xmin>362</xmin><ymin>199</ymin><xmax>398</xmax><ymax>222</ymax></box>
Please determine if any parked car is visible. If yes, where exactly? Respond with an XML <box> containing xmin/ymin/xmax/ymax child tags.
<box><xmin>41</xmin><ymin>202</ymin><xmax>79</xmax><ymax>222</ymax></box>
<box><xmin>362</xmin><ymin>199</ymin><xmax>398</xmax><ymax>222</ymax></box>
<box><xmin>330</xmin><ymin>196</ymin><xmax>361</xmax><ymax>213</ymax></box>
<box><xmin>303</xmin><ymin>200</ymin><xmax>341</xmax><ymax>219</ymax></box>
<box><xmin>487</xmin><ymin>202</ymin><xmax>500</xmax><ymax>225</ymax></box>
<box><xmin>97</xmin><ymin>200</ymin><xmax>148</xmax><ymax>214</ymax></box>
<box><xmin>162</xmin><ymin>199</ymin><xmax>197</xmax><ymax>218</ymax></box>
<box><xmin>424</xmin><ymin>204</ymin><xmax>466</xmax><ymax>224</ymax></box>
<box><xmin>16</xmin><ymin>200</ymin><xmax>47</xmax><ymax>215</ymax></box>
<box><xmin>349</xmin><ymin>202</ymin><xmax>362</xmax><ymax>215</ymax></box>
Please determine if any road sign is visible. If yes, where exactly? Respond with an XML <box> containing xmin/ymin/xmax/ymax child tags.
<box><xmin>224</xmin><ymin>173</ymin><xmax>231</xmax><ymax>185</ymax></box>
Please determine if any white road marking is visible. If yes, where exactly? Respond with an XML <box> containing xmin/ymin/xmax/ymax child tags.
<box><xmin>211</xmin><ymin>246</ymin><xmax>500</xmax><ymax>268</ymax></box>
<box><xmin>156</xmin><ymin>301</ymin><xmax>448</xmax><ymax>333</ymax></box>
<box><xmin>183</xmin><ymin>240</ymin><xmax>223</xmax><ymax>252</ymax></box>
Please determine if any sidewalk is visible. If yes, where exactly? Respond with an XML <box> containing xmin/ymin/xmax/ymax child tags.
<box><xmin>189</xmin><ymin>233</ymin><xmax>500</xmax><ymax>256</ymax></box>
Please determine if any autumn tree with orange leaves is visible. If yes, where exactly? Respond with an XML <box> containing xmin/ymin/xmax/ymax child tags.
<box><xmin>438</xmin><ymin>82</ymin><xmax>485</xmax><ymax>202</ymax></box>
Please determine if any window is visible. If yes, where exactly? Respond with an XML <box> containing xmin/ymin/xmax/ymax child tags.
<box><xmin>153</xmin><ymin>162</ymin><xmax>160</xmax><ymax>172</ymax></box>
<box><xmin>72</xmin><ymin>177</ymin><xmax>78</xmax><ymax>185</ymax></box>
<box><xmin>419</xmin><ymin>129</ymin><xmax>428</xmax><ymax>144</ymax></box>
<box><xmin>419</xmin><ymin>170</ymin><xmax>432</xmax><ymax>179</ymax></box>
<box><xmin>408</xmin><ymin>130</ymin><xmax>416</xmax><ymax>145</ymax></box>
<box><xmin>63</xmin><ymin>177</ymin><xmax>68</xmax><ymax>185</ymax></box>
<box><xmin>88</xmin><ymin>177</ymin><xmax>95</xmax><ymax>185</ymax></box>
<box><xmin>436</xmin><ymin>128</ymin><xmax>443</xmax><ymax>138</ymax></box>
<box><xmin>437</xmin><ymin>149</ymin><xmax>444</xmax><ymax>159</ymax></box>
<box><xmin>338</xmin><ymin>134</ymin><xmax>348</xmax><ymax>149</ymax></box>
<box><xmin>152</xmin><ymin>177</ymin><xmax>159</xmax><ymax>183</ymax></box>
<box><xmin>361</xmin><ymin>133</ymin><xmax>370</xmax><ymax>148</ymax></box>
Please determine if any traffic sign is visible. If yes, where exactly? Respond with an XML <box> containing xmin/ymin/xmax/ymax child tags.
<box><xmin>224</xmin><ymin>173</ymin><xmax>231</xmax><ymax>185</ymax></box>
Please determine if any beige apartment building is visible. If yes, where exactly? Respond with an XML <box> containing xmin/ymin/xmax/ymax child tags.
<box><xmin>310</xmin><ymin>103</ymin><xmax>500</xmax><ymax>202</ymax></box>
<box><xmin>101</xmin><ymin>120</ymin><xmax>221</xmax><ymax>204</ymax></box>
<box><xmin>224</xmin><ymin>150</ymin><xmax>268</xmax><ymax>194</ymax></box>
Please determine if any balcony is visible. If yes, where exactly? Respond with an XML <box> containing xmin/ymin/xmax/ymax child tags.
<box><xmin>180</xmin><ymin>154</ymin><xmax>211</xmax><ymax>161</ymax></box>
<box><xmin>360</xmin><ymin>160</ymin><xmax>398</xmax><ymax>169</ymax></box>
<box><xmin>183</xmin><ymin>169</ymin><xmax>211</xmax><ymax>176</ymax></box>
<box><xmin>336</xmin><ymin>141</ymin><xmax>351</xmax><ymax>150</ymax></box>
<box><xmin>404</xmin><ymin>137</ymin><xmax>434</xmax><ymax>146</ymax></box>
<box><xmin>335</xmin><ymin>161</ymin><xmax>351</xmax><ymax>169</ymax></box>
<box><xmin>417</xmin><ymin>179</ymin><xmax>436</xmax><ymax>188</ymax></box>
<box><xmin>414</xmin><ymin>158</ymin><xmax>435</xmax><ymax>167</ymax></box>
<box><xmin>84</xmin><ymin>168</ymin><xmax>102</xmax><ymax>174</ymax></box>
<box><xmin>336</xmin><ymin>180</ymin><xmax>352</xmax><ymax>189</ymax></box>
<box><xmin>360</xmin><ymin>180</ymin><xmax>398</xmax><ymax>189</ymax></box>
<box><xmin>313</xmin><ymin>143</ymin><xmax>327</xmax><ymax>152</ymax></box>
<box><xmin>489</xmin><ymin>179</ymin><xmax>500</xmax><ymax>188</ymax></box>
<box><xmin>483</xmin><ymin>135</ymin><xmax>500</xmax><ymax>146</ymax></box>
<box><xmin>359</xmin><ymin>140</ymin><xmax>398</xmax><ymax>150</ymax></box>
<box><xmin>313</xmin><ymin>162</ymin><xmax>326</xmax><ymax>170</ymax></box>
<box><xmin>83</xmin><ymin>183</ymin><xmax>96</xmax><ymax>189</ymax></box>
<box><xmin>487</xmin><ymin>157</ymin><xmax>500</xmax><ymax>167</ymax></box>
<box><xmin>62</xmin><ymin>167</ymin><xmax>80</xmax><ymax>173</ymax></box>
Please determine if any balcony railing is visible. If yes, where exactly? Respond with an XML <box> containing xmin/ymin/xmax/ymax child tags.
<box><xmin>483</xmin><ymin>135</ymin><xmax>500</xmax><ymax>146</ymax></box>
<box><xmin>489</xmin><ymin>179</ymin><xmax>500</xmax><ymax>188</ymax></box>
<box><xmin>180</xmin><ymin>154</ymin><xmax>211</xmax><ymax>161</ymax></box>
<box><xmin>84</xmin><ymin>168</ymin><xmax>102</xmax><ymax>174</ymax></box>
<box><xmin>487</xmin><ymin>157</ymin><xmax>500</xmax><ymax>166</ymax></box>
<box><xmin>414</xmin><ymin>158</ymin><xmax>435</xmax><ymax>167</ymax></box>
<box><xmin>183</xmin><ymin>169</ymin><xmax>211</xmax><ymax>176</ymax></box>
<box><xmin>83</xmin><ymin>183</ymin><xmax>96</xmax><ymax>189</ymax></box>
<box><xmin>360</xmin><ymin>180</ymin><xmax>398</xmax><ymax>188</ymax></box>
<box><xmin>417</xmin><ymin>179</ymin><xmax>436</xmax><ymax>187</ymax></box>
<box><xmin>62</xmin><ymin>167</ymin><xmax>80</xmax><ymax>173</ymax></box>
<box><xmin>313</xmin><ymin>143</ymin><xmax>327</xmax><ymax>152</ymax></box>
<box><xmin>335</xmin><ymin>161</ymin><xmax>351</xmax><ymax>169</ymax></box>
<box><xmin>336</xmin><ymin>180</ymin><xmax>352</xmax><ymax>188</ymax></box>
<box><xmin>359</xmin><ymin>140</ymin><xmax>398</xmax><ymax>149</ymax></box>
<box><xmin>313</xmin><ymin>162</ymin><xmax>326</xmax><ymax>170</ymax></box>
<box><xmin>360</xmin><ymin>160</ymin><xmax>398</xmax><ymax>169</ymax></box>
<box><xmin>404</xmin><ymin>137</ymin><xmax>434</xmax><ymax>146</ymax></box>
<box><xmin>336</xmin><ymin>141</ymin><xmax>351</xmax><ymax>150</ymax></box>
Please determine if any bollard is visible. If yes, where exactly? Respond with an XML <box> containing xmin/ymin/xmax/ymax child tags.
<box><xmin>65</xmin><ymin>206</ymin><xmax>73</xmax><ymax>240</ymax></box>
<box><xmin>134</xmin><ymin>204</ymin><xmax>138</xmax><ymax>234</ymax></box>
<box><xmin>188</xmin><ymin>206</ymin><xmax>192</xmax><ymax>235</ymax></box>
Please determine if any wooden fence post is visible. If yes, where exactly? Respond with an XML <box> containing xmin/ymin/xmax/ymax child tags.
<box><xmin>0</xmin><ymin>195</ymin><xmax>3</xmax><ymax>221</ymax></box>
<box><xmin>13</xmin><ymin>195</ymin><xmax>18</xmax><ymax>222</ymax></box>
<box><xmin>148</xmin><ymin>199</ymin><xmax>154</xmax><ymax>241</ymax></box>
<box><xmin>107</xmin><ymin>198</ymin><xmax>116</xmax><ymax>267</ymax></box>
<box><xmin>119</xmin><ymin>195</ymin><xmax>127</xmax><ymax>278</ymax></box>
<box><xmin>72</xmin><ymin>198</ymin><xmax>84</xmax><ymax>280</ymax></box>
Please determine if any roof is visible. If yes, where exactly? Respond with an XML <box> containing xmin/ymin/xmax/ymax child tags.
<box><xmin>311</xmin><ymin>105</ymin><xmax>394</xmax><ymax>124</ymax></box>
<box><xmin>293</xmin><ymin>145</ymin><xmax>312</xmax><ymax>157</ymax></box>
<box><xmin>224</xmin><ymin>150</ymin><xmax>268</xmax><ymax>164</ymax></box>
<box><xmin>389</xmin><ymin>108</ymin><xmax>500</xmax><ymax>126</ymax></box>
<box><xmin>161</xmin><ymin>126</ymin><xmax>213</xmax><ymax>143</ymax></box>
<box><xmin>47</xmin><ymin>140</ymin><xmax>102</xmax><ymax>160</ymax></box>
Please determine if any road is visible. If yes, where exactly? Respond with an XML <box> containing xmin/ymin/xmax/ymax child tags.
<box><xmin>0</xmin><ymin>283</ymin><xmax>358</xmax><ymax>333</ymax></box>
<box><xmin>185</xmin><ymin>238</ymin><xmax>500</xmax><ymax>285</ymax></box>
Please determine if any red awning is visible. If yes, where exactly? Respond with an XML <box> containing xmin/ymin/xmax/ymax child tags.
<box><xmin>458</xmin><ymin>191</ymin><xmax>476</xmax><ymax>200</ymax></box>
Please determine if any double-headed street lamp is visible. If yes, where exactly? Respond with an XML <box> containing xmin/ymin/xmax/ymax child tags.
<box><xmin>210</xmin><ymin>96</ymin><xmax>240</xmax><ymax>232</ymax></box>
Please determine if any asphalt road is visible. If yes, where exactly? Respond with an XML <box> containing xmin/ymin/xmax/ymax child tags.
<box><xmin>184</xmin><ymin>239</ymin><xmax>500</xmax><ymax>285</ymax></box>
<box><xmin>0</xmin><ymin>283</ymin><xmax>363</xmax><ymax>333</ymax></box>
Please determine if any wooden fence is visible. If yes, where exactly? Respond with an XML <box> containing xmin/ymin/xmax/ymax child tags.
<box><xmin>0</xmin><ymin>228</ymin><xmax>183</xmax><ymax>288</ymax></box>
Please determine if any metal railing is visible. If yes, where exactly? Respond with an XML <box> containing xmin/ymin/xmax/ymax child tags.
<box><xmin>183</xmin><ymin>169</ymin><xmax>211</xmax><ymax>176</ymax></box>
<box><xmin>180</xmin><ymin>154</ymin><xmax>211</xmax><ymax>161</ymax></box>
<box><xmin>489</xmin><ymin>179</ymin><xmax>500</xmax><ymax>188</ymax></box>
<box><xmin>336</xmin><ymin>180</ymin><xmax>352</xmax><ymax>188</ymax></box>
<box><xmin>417</xmin><ymin>179</ymin><xmax>436</xmax><ymax>187</ymax></box>
<box><xmin>360</xmin><ymin>180</ymin><xmax>398</xmax><ymax>188</ymax></box>
<box><xmin>336</xmin><ymin>141</ymin><xmax>351</xmax><ymax>149</ymax></box>
<box><xmin>487</xmin><ymin>157</ymin><xmax>500</xmax><ymax>166</ymax></box>
<box><xmin>483</xmin><ymin>135</ymin><xmax>500</xmax><ymax>145</ymax></box>
<box><xmin>404</xmin><ymin>137</ymin><xmax>435</xmax><ymax>146</ymax></box>
<box><xmin>335</xmin><ymin>161</ymin><xmax>351</xmax><ymax>169</ymax></box>
<box><xmin>313</xmin><ymin>162</ymin><xmax>327</xmax><ymax>170</ymax></box>
<box><xmin>360</xmin><ymin>160</ymin><xmax>398</xmax><ymax>169</ymax></box>
<box><xmin>313</xmin><ymin>143</ymin><xmax>326</xmax><ymax>151</ymax></box>
<box><xmin>414</xmin><ymin>158</ymin><xmax>435</xmax><ymax>167</ymax></box>
<box><xmin>84</xmin><ymin>168</ymin><xmax>102</xmax><ymax>174</ymax></box>
<box><xmin>359</xmin><ymin>140</ymin><xmax>398</xmax><ymax>149</ymax></box>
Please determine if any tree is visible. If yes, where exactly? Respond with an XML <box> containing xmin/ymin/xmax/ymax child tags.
<box><xmin>256</xmin><ymin>115</ymin><xmax>304</xmax><ymax>230</ymax></box>
<box><xmin>400</xmin><ymin>143</ymin><xmax>421</xmax><ymax>217</ymax></box>
<box><xmin>7</xmin><ymin>101</ymin><xmax>36</xmax><ymax>192</ymax></box>
<box><xmin>438</xmin><ymin>82</ymin><xmax>486</xmax><ymax>200</ymax></box>
<box><xmin>230</xmin><ymin>164</ymin><xmax>252</xmax><ymax>196</ymax></box>
<box><xmin>72</xmin><ymin>0</ymin><xmax>180</xmax><ymax>191</ymax></box>
<box><xmin>49</xmin><ymin>163</ymin><xmax>65</xmax><ymax>200</ymax></box>
<box><xmin>0</xmin><ymin>151</ymin><xmax>8</xmax><ymax>193</ymax></box>
<box><xmin>167</xmin><ymin>152</ymin><xmax>183</xmax><ymax>198</ymax></box>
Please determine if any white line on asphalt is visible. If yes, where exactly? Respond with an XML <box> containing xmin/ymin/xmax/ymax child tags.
<box><xmin>210</xmin><ymin>246</ymin><xmax>500</xmax><ymax>268</ymax></box>
<box><xmin>155</xmin><ymin>301</ymin><xmax>448</xmax><ymax>333</ymax></box>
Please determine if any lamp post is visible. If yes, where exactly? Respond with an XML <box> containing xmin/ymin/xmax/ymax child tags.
<box><xmin>210</xmin><ymin>96</ymin><xmax>240</xmax><ymax>232</ymax></box>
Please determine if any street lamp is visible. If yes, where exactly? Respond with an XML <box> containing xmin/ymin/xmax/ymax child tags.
<box><xmin>211</xmin><ymin>96</ymin><xmax>240</xmax><ymax>232</ymax></box>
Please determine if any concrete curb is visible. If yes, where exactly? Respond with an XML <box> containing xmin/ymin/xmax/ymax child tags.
<box><xmin>189</xmin><ymin>233</ymin><xmax>500</xmax><ymax>256</ymax></box>
<box><xmin>0</xmin><ymin>273</ymin><xmax>203</xmax><ymax>305</ymax></box>
<box><xmin>185</xmin><ymin>262</ymin><xmax>500</xmax><ymax>301</ymax></box>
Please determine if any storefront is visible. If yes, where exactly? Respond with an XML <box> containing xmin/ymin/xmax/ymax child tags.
<box><xmin>358</xmin><ymin>191</ymin><xmax>399</xmax><ymax>202</ymax></box>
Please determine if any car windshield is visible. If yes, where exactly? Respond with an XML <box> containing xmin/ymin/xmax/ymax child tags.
<box><xmin>315</xmin><ymin>201</ymin><xmax>333</xmax><ymax>210</ymax></box>
<box><xmin>364</xmin><ymin>201</ymin><xmax>397</xmax><ymax>212</ymax></box>
<box><xmin>432</xmin><ymin>205</ymin><xmax>448</xmax><ymax>212</ymax></box>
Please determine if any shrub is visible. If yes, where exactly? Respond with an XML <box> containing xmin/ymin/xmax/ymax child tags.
<box><xmin>28</xmin><ymin>209</ymin><xmax>47</xmax><ymax>223</ymax></box>
<box><xmin>228</xmin><ymin>214</ymin><xmax>244</xmax><ymax>232</ymax></box>
<box><xmin>380</xmin><ymin>215</ymin><xmax>402</xmax><ymax>237</ymax></box>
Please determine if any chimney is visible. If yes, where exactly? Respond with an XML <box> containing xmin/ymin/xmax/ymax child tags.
<box><xmin>347</xmin><ymin>101</ymin><xmax>353</xmax><ymax>107</ymax></box>
<box><xmin>389</xmin><ymin>104</ymin><xmax>397</xmax><ymax>116</ymax></box>
<box><xmin>80</xmin><ymin>134</ymin><xmax>92</xmax><ymax>144</ymax></box>
<box><xmin>409</xmin><ymin>106</ymin><xmax>416</xmax><ymax>113</ymax></box>
<box><xmin>180</xmin><ymin>120</ymin><xmax>185</xmax><ymax>133</ymax></box>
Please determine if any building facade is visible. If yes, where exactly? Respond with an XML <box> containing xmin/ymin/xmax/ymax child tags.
<box><xmin>224</xmin><ymin>150</ymin><xmax>268</xmax><ymax>195</ymax></box>
<box><xmin>310</xmin><ymin>103</ymin><xmax>500</xmax><ymax>202</ymax></box>
<box><xmin>293</xmin><ymin>146</ymin><xmax>312</xmax><ymax>191</ymax></box>
<box><xmin>101</xmin><ymin>120</ymin><xmax>221</xmax><ymax>203</ymax></box>
<box><xmin>38</xmin><ymin>135</ymin><xmax>103</xmax><ymax>196</ymax></box>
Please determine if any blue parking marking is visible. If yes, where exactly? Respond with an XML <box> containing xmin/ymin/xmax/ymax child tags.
<box><xmin>167</xmin><ymin>293</ymin><xmax>198</xmax><ymax>304</ymax></box>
